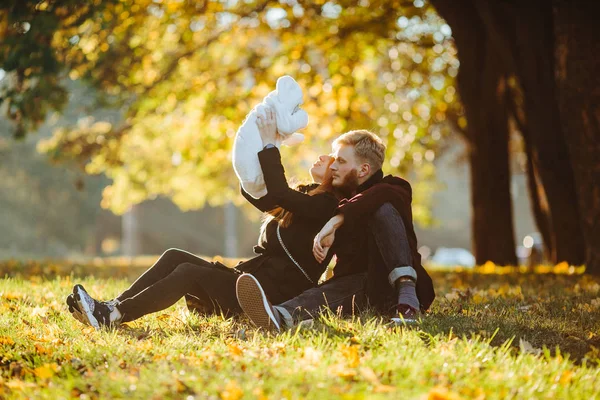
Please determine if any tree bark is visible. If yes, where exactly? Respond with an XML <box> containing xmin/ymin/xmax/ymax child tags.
<box><xmin>553</xmin><ymin>1</ymin><xmax>600</xmax><ymax>275</ymax></box>
<box><xmin>431</xmin><ymin>0</ymin><xmax>518</xmax><ymax>265</ymax></box>
<box><xmin>507</xmin><ymin>86</ymin><xmax>554</xmax><ymax>260</ymax></box>
<box><xmin>475</xmin><ymin>0</ymin><xmax>585</xmax><ymax>265</ymax></box>
<box><xmin>523</xmin><ymin>129</ymin><xmax>553</xmax><ymax>261</ymax></box>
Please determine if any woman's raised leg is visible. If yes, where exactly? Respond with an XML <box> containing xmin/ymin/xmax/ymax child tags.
<box><xmin>116</xmin><ymin>248</ymin><xmax>214</xmax><ymax>302</ymax></box>
<box><xmin>117</xmin><ymin>262</ymin><xmax>241</xmax><ymax>323</ymax></box>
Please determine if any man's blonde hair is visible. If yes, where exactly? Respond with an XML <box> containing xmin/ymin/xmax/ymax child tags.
<box><xmin>333</xmin><ymin>130</ymin><xmax>386</xmax><ymax>171</ymax></box>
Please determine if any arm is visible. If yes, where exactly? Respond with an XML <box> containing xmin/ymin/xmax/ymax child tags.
<box><xmin>312</xmin><ymin>182</ymin><xmax>410</xmax><ymax>262</ymax></box>
<box><xmin>336</xmin><ymin>183</ymin><xmax>410</xmax><ymax>224</ymax></box>
<box><xmin>240</xmin><ymin>185</ymin><xmax>277</xmax><ymax>213</ymax></box>
<box><xmin>256</xmin><ymin>109</ymin><xmax>338</xmax><ymax>223</ymax></box>
<box><xmin>313</xmin><ymin>214</ymin><xmax>344</xmax><ymax>263</ymax></box>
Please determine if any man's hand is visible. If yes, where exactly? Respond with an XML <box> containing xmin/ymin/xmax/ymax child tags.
<box><xmin>256</xmin><ymin>107</ymin><xmax>278</xmax><ymax>147</ymax></box>
<box><xmin>313</xmin><ymin>214</ymin><xmax>345</xmax><ymax>263</ymax></box>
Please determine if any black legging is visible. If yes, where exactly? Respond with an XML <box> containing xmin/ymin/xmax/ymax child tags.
<box><xmin>115</xmin><ymin>248</ymin><xmax>242</xmax><ymax>322</ymax></box>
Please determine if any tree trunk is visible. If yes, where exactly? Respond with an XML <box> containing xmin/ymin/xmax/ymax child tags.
<box><xmin>508</xmin><ymin>87</ymin><xmax>554</xmax><ymax>260</ymax></box>
<box><xmin>431</xmin><ymin>0</ymin><xmax>518</xmax><ymax>265</ymax></box>
<box><xmin>474</xmin><ymin>0</ymin><xmax>586</xmax><ymax>265</ymax></box>
<box><xmin>523</xmin><ymin>132</ymin><xmax>553</xmax><ymax>261</ymax></box>
<box><xmin>553</xmin><ymin>1</ymin><xmax>600</xmax><ymax>275</ymax></box>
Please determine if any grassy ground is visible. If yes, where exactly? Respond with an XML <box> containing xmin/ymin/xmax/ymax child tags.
<box><xmin>0</xmin><ymin>260</ymin><xmax>599</xmax><ymax>399</ymax></box>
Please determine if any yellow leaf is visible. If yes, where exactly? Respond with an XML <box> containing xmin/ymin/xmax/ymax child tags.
<box><xmin>427</xmin><ymin>385</ymin><xmax>462</xmax><ymax>400</ymax></box>
<box><xmin>374</xmin><ymin>384</ymin><xmax>397</xmax><ymax>393</ymax></box>
<box><xmin>2</xmin><ymin>292</ymin><xmax>23</xmax><ymax>301</ymax></box>
<box><xmin>329</xmin><ymin>363</ymin><xmax>356</xmax><ymax>380</ymax></box>
<box><xmin>472</xmin><ymin>293</ymin><xmax>485</xmax><ymax>304</ymax></box>
<box><xmin>175</xmin><ymin>379</ymin><xmax>192</xmax><ymax>394</ymax></box>
<box><xmin>35</xmin><ymin>344</ymin><xmax>50</xmax><ymax>355</ymax></box>
<box><xmin>0</xmin><ymin>336</ymin><xmax>14</xmax><ymax>345</ymax></box>
<box><xmin>227</xmin><ymin>343</ymin><xmax>243</xmax><ymax>357</ymax></box>
<box><xmin>559</xmin><ymin>370</ymin><xmax>573</xmax><ymax>385</ymax></box>
<box><xmin>34</xmin><ymin>364</ymin><xmax>57</xmax><ymax>379</ymax></box>
<box><xmin>341</xmin><ymin>344</ymin><xmax>360</xmax><ymax>368</ymax></box>
<box><xmin>221</xmin><ymin>380</ymin><xmax>243</xmax><ymax>400</ymax></box>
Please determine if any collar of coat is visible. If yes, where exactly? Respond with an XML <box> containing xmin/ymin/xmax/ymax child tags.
<box><xmin>356</xmin><ymin>169</ymin><xmax>384</xmax><ymax>194</ymax></box>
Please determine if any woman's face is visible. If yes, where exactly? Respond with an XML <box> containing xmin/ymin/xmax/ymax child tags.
<box><xmin>310</xmin><ymin>155</ymin><xmax>333</xmax><ymax>183</ymax></box>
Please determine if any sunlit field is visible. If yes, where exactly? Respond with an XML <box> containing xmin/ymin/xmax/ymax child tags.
<box><xmin>1</xmin><ymin>260</ymin><xmax>599</xmax><ymax>399</ymax></box>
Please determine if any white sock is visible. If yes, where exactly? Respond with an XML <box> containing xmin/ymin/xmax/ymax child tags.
<box><xmin>110</xmin><ymin>307</ymin><xmax>122</xmax><ymax>323</ymax></box>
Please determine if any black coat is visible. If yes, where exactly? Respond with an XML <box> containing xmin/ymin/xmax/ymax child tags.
<box><xmin>335</xmin><ymin>172</ymin><xmax>435</xmax><ymax>311</ymax></box>
<box><xmin>236</xmin><ymin>147</ymin><xmax>338</xmax><ymax>303</ymax></box>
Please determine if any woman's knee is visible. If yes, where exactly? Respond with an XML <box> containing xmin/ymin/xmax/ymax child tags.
<box><xmin>160</xmin><ymin>248</ymin><xmax>184</xmax><ymax>262</ymax></box>
<box><xmin>161</xmin><ymin>248</ymin><xmax>204</xmax><ymax>265</ymax></box>
<box><xmin>172</xmin><ymin>262</ymin><xmax>201</xmax><ymax>276</ymax></box>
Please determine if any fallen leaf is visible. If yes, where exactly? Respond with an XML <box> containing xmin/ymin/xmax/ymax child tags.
<box><xmin>427</xmin><ymin>385</ymin><xmax>462</xmax><ymax>400</ymax></box>
<box><xmin>221</xmin><ymin>380</ymin><xmax>243</xmax><ymax>400</ymax></box>
<box><xmin>341</xmin><ymin>344</ymin><xmax>360</xmax><ymax>368</ymax></box>
<box><xmin>33</xmin><ymin>364</ymin><xmax>57</xmax><ymax>379</ymax></box>
<box><xmin>329</xmin><ymin>363</ymin><xmax>356</xmax><ymax>380</ymax></box>
<box><xmin>558</xmin><ymin>370</ymin><xmax>573</xmax><ymax>385</ymax></box>
<box><xmin>0</xmin><ymin>336</ymin><xmax>15</xmax><ymax>346</ymax></box>
<box><xmin>228</xmin><ymin>342</ymin><xmax>243</xmax><ymax>357</ymax></box>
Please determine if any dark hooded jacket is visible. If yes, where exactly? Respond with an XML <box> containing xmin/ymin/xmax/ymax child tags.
<box><xmin>236</xmin><ymin>147</ymin><xmax>338</xmax><ymax>303</ymax></box>
<box><xmin>332</xmin><ymin>171</ymin><xmax>436</xmax><ymax>311</ymax></box>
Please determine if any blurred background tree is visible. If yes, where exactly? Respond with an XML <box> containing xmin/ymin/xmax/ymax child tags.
<box><xmin>1</xmin><ymin>0</ymin><xmax>458</xmax><ymax>222</ymax></box>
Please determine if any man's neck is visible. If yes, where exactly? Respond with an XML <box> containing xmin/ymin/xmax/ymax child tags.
<box><xmin>356</xmin><ymin>169</ymin><xmax>384</xmax><ymax>193</ymax></box>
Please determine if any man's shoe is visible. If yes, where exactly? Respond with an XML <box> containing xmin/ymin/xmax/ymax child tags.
<box><xmin>236</xmin><ymin>274</ymin><xmax>281</xmax><ymax>331</ymax></box>
<box><xmin>391</xmin><ymin>304</ymin><xmax>420</xmax><ymax>325</ymax></box>
<box><xmin>73</xmin><ymin>285</ymin><xmax>119</xmax><ymax>329</ymax></box>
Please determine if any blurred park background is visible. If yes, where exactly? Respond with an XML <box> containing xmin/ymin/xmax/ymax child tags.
<box><xmin>1</xmin><ymin>0</ymin><xmax>598</xmax><ymax>273</ymax></box>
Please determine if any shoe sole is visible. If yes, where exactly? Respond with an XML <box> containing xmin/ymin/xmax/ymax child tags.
<box><xmin>391</xmin><ymin>317</ymin><xmax>419</xmax><ymax>326</ymax></box>
<box><xmin>73</xmin><ymin>285</ymin><xmax>100</xmax><ymax>330</ymax></box>
<box><xmin>236</xmin><ymin>274</ymin><xmax>280</xmax><ymax>331</ymax></box>
<box><xmin>66</xmin><ymin>295</ymin><xmax>89</xmax><ymax>326</ymax></box>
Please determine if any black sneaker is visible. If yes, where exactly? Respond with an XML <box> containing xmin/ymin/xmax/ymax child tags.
<box><xmin>66</xmin><ymin>293</ymin><xmax>90</xmax><ymax>326</ymax></box>
<box><xmin>235</xmin><ymin>274</ymin><xmax>281</xmax><ymax>331</ymax></box>
<box><xmin>73</xmin><ymin>285</ymin><xmax>120</xmax><ymax>329</ymax></box>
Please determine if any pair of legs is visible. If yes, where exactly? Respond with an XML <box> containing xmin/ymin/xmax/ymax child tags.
<box><xmin>86</xmin><ymin>249</ymin><xmax>242</xmax><ymax>323</ymax></box>
<box><xmin>241</xmin><ymin>203</ymin><xmax>419</xmax><ymax>328</ymax></box>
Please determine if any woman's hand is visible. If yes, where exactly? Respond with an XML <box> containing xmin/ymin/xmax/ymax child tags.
<box><xmin>313</xmin><ymin>214</ymin><xmax>345</xmax><ymax>263</ymax></box>
<box><xmin>256</xmin><ymin>107</ymin><xmax>278</xmax><ymax>148</ymax></box>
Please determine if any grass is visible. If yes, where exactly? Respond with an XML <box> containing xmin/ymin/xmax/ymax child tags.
<box><xmin>0</xmin><ymin>260</ymin><xmax>599</xmax><ymax>399</ymax></box>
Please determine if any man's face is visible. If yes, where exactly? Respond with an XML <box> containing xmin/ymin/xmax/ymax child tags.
<box><xmin>329</xmin><ymin>144</ymin><xmax>363</xmax><ymax>193</ymax></box>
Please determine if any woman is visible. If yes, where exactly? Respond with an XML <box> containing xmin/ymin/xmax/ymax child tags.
<box><xmin>67</xmin><ymin>108</ymin><xmax>340</xmax><ymax>329</ymax></box>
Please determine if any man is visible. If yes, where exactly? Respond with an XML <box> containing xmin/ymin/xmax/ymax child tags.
<box><xmin>235</xmin><ymin>130</ymin><xmax>435</xmax><ymax>330</ymax></box>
